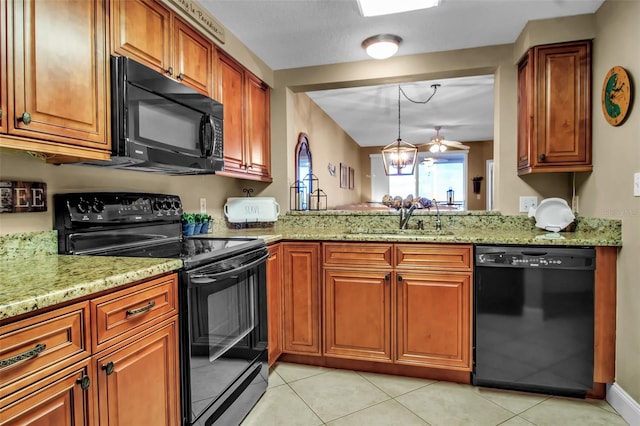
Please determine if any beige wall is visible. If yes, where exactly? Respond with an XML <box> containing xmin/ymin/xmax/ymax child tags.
<box><xmin>465</xmin><ymin>140</ymin><xmax>493</xmax><ymax>211</ymax></box>
<box><xmin>291</xmin><ymin>93</ymin><xmax>364</xmax><ymax>208</ymax></box>
<box><xmin>587</xmin><ymin>0</ymin><xmax>640</xmax><ymax>403</ymax></box>
<box><xmin>0</xmin><ymin>149</ymin><xmax>252</xmax><ymax>234</ymax></box>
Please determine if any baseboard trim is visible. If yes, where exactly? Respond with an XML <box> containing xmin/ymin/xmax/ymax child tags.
<box><xmin>607</xmin><ymin>383</ymin><xmax>640</xmax><ymax>425</ymax></box>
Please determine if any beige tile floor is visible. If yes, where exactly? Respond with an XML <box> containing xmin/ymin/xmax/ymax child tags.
<box><xmin>241</xmin><ymin>362</ymin><xmax>628</xmax><ymax>426</ymax></box>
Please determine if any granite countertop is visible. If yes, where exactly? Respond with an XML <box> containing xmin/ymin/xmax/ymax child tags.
<box><xmin>1</xmin><ymin>211</ymin><xmax>621</xmax><ymax>322</ymax></box>
<box><xmin>210</xmin><ymin>211</ymin><xmax>622</xmax><ymax>247</ymax></box>
<box><xmin>0</xmin><ymin>254</ymin><xmax>182</xmax><ymax>321</ymax></box>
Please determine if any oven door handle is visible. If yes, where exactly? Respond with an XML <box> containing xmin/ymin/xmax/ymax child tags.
<box><xmin>189</xmin><ymin>252</ymin><xmax>269</xmax><ymax>284</ymax></box>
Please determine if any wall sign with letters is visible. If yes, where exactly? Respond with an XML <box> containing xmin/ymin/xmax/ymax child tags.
<box><xmin>0</xmin><ymin>181</ymin><xmax>47</xmax><ymax>213</ymax></box>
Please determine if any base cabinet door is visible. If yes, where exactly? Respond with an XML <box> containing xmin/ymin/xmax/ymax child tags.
<box><xmin>267</xmin><ymin>243</ymin><xmax>283</xmax><ymax>366</ymax></box>
<box><xmin>396</xmin><ymin>272</ymin><xmax>471</xmax><ymax>370</ymax></box>
<box><xmin>282</xmin><ymin>243</ymin><xmax>321</xmax><ymax>355</ymax></box>
<box><xmin>0</xmin><ymin>361</ymin><xmax>93</xmax><ymax>426</ymax></box>
<box><xmin>324</xmin><ymin>270</ymin><xmax>392</xmax><ymax>362</ymax></box>
<box><xmin>95</xmin><ymin>318</ymin><xmax>179</xmax><ymax>426</ymax></box>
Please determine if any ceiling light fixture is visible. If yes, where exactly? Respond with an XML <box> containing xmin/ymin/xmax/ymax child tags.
<box><xmin>381</xmin><ymin>86</ymin><xmax>418</xmax><ymax>176</ymax></box>
<box><xmin>358</xmin><ymin>0</ymin><xmax>440</xmax><ymax>17</ymax></box>
<box><xmin>426</xmin><ymin>126</ymin><xmax>470</xmax><ymax>152</ymax></box>
<box><xmin>362</xmin><ymin>34</ymin><xmax>402</xmax><ymax>60</ymax></box>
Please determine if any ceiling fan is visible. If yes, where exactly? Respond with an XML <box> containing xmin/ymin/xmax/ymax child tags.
<box><xmin>424</xmin><ymin>126</ymin><xmax>470</xmax><ymax>152</ymax></box>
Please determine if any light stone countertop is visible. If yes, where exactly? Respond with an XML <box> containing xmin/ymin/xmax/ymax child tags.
<box><xmin>1</xmin><ymin>211</ymin><xmax>621</xmax><ymax>322</ymax></box>
<box><xmin>0</xmin><ymin>254</ymin><xmax>182</xmax><ymax>321</ymax></box>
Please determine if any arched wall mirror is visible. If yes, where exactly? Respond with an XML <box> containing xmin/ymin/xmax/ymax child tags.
<box><xmin>295</xmin><ymin>132</ymin><xmax>312</xmax><ymax>192</ymax></box>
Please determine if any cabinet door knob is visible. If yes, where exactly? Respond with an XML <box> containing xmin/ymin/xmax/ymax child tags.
<box><xmin>18</xmin><ymin>112</ymin><xmax>31</xmax><ymax>125</ymax></box>
<box><xmin>166</xmin><ymin>66</ymin><xmax>174</xmax><ymax>76</ymax></box>
<box><xmin>397</xmin><ymin>275</ymin><xmax>403</xmax><ymax>282</ymax></box>
<box><xmin>539</xmin><ymin>153</ymin><xmax>546</xmax><ymax>161</ymax></box>
<box><xmin>102</xmin><ymin>361</ymin><xmax>115</xmax><ymax>376</ymax></box>
<box><xmin>385</xmin><ymin>274</ymin><xmax>390</xmax><ymax>281</ymax></box>
<box><xmin>76</xmin><ymin>375</ymin><xmax>91</xmax><ymax>390</ymax></box>
<box><xmin>177</xmin><ymin>73</ymin><xmax>184</xmax><ymax>81</ymax></box>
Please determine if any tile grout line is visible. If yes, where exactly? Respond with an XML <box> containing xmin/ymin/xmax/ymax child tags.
<box><xmin>283</xmin><ymin>382</ymin><xmax>327</xmax><ymax>426</ymax></box>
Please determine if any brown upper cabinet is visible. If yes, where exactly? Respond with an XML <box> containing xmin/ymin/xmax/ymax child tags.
<box><xmin>217</xmin><ymin>51</ymin><xmax>272</xmax><ymax>182</ymax></box>
<box><xmin>111</xmin><ymin>0</ymin><xmax>215</xmax><ymax>97</ymax></box>
<box><xmin>517</xmin><ymin>40</ymin><xmax>592</xmax><ymax>175</ymax></box>
<box><xmin>0</xmin><ymin>0</ymin><xmax>110</xmax><ymax>162</ymax></box>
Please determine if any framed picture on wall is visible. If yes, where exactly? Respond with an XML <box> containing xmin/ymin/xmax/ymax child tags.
<box><xmin>340</xmin><ymin>163</ymin><xmax>348</xmax><ymax>188</ymax></box>
<box><xmin>348</xmin><ymin>167</ymin><xmax>355</xmax><ymax>190</ymax></box>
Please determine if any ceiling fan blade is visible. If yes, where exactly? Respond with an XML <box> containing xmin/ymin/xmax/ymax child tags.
<box><xmin>442</xmin><ymin>140</ymin><xmax>470</xmax><ymax>150</ymax></box>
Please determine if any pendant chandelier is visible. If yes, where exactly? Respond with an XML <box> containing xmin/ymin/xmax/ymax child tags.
<box><xmin>381</xmin><ymin>86</ymin><xmax>418</xmax><ymax>176</ymax></box>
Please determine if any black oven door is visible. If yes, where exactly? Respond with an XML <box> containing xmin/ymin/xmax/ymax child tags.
<box><xmin>181</xmin><ymin>248</ymin><xmax>268</xmax><ymax>425</ymax></box>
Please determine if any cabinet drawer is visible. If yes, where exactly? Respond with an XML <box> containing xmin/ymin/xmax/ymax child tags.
<box><xmin>395</xmin><ymin>244</ymin><xmax>472</xmax><ymax>271</ymax></box>
<box><xmin>91</xmin><ymin>274</ymin><xmax>178</xmax><ymax>352</ymax></box>
<box><xmin>323</xmin><ymin>243</ymin><xmax>393</xmax><ymax>268</ymax></box>
<box><xmin>0</xmin><ymin>302</ymin><xmax>90</xmax><ymax>397</ymax></box>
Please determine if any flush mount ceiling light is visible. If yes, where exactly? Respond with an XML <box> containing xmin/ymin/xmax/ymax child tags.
<box><xmin>362</xmin><ymin>34</ymin><xmax>402</xmax><ymax>60</ymax></box>
<box><xmin>358</xmin><ymin>0</ymin><xmax>440</xmax><ymax>17</ymax></box>
<box><xmin>381</xmin><ymin>86</ymin><xmax>418</xmax><ymax>176</ymax></box>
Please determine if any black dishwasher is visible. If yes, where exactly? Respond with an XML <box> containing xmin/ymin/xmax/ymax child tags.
<box><xmin>473</xmin><ymin>245</ymin><xmax>595</xmax><ymax>397</ymax></box>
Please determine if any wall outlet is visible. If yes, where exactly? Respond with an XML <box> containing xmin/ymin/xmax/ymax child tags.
<box><xmin>200</xmin><ymin>198</ymin><xmax>207</xmax><ymax>214</ymax></box>
<box><xmin>634</xmin><ymin>172</ymin><xmax>640</xmax><ymax>197</ymax></box>
<box><xmin>519</xmin><ymin>196</ymin><xmax>538</xmax><ymax>213</ymax></box>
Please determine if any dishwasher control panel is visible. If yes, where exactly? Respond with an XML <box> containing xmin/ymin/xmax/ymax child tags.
<box><xmin>475</xmin><ymin>246</ymin><xmax>595</xmax><ymax>269</ymax></box>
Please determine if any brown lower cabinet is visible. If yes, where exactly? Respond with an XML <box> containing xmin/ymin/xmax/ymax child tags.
<box><xmin>324</xmin><ymin>269</ymin><xmax>392</xmax><ymax>362</ymax></box>
<box><xmin>0</xmin><ymin>273</ymin><xmax>180</xmax><ymax>426</ymax></box>
<box><xmin>267</xmin><ymin>243</ymin><xmax>283</xmax><ymax>365</ymax></box>
<box><xmin>323</xmin><ymin>242</ymin><xmax>473</xmax><ymax>371</ymax></box>
<box><xmin>282</xmin><ymin>242</ymin><xmax>321</xmax><ymax>355</ymax></box>
<box><xmin>277</xmin><ymin>242</ymin><xmax>473</xmax><ymax>372</ymax></box>
<box><xmin>395</xmin><ymin>272</ymin><xmax>471</xmax><ymax>369</ymax></box>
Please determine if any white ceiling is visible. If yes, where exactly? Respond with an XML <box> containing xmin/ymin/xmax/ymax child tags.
<box><xmin>201</xmin><ymin>0</ymin><xmax>604</xmax><ymax>146</ymax></box>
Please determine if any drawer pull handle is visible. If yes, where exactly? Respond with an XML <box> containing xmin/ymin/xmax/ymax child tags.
<box><xmin>0</xmin><ymin>343</ymin><xmax>46</xmax><ymax>369</ymax></box>
<box><xmin>102</xmin><ymin>361</ymin><xmax>115</xmax><ymax>376</ymax></box>
<box><xmin>126</xmin><ymin>301</ymin><xmax>155</xmax><ymax>316</ymax></box>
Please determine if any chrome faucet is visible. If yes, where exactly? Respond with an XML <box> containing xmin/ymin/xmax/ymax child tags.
<box><xmin>399</xmin><ymin>204</ymin><xmax>418</xmax><ymax>229</ymax></box>
<box><xmin>432</xmin><ymin>198</ymin><xmax>442</xmax><ymax>231</ymax></box>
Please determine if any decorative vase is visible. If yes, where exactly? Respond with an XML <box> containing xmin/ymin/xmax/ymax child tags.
<box><xmin>183</xmin><ymin>223</ymin><xmax>195</xmax><ymax>236</ymax></box>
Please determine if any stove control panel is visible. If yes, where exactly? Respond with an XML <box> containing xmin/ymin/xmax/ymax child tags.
<box><xmin>54</xmin><ymin>192</ymin><xmax>183</xmax><ymax>225</ymax></box>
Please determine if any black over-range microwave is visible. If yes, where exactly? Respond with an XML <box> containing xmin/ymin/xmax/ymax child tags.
<box><xmin>83</xmin><ymin>56</ymin><xmax>223</xmax><ymax>174</ymax></box>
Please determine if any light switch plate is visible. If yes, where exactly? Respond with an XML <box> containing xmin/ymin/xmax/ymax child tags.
<box><xmin>634</xmin><ymin>173</ymin><xmax>640</xmax><ymax>197</ymax></box>
<box><xmin>519</xmin><ymin>196</ymin><xmax>538</xmax><ymax>213</ymax></box>
<box><xmin>200</xmin><ymin>198</ymin><xmax>207</xmax><ymax>213</ymax></box>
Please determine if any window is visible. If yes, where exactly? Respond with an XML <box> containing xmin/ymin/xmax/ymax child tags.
<box><xmin>371</xmin><ymin>152</ymin><xmax>467</xmax><ymax>209</ymax></box>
